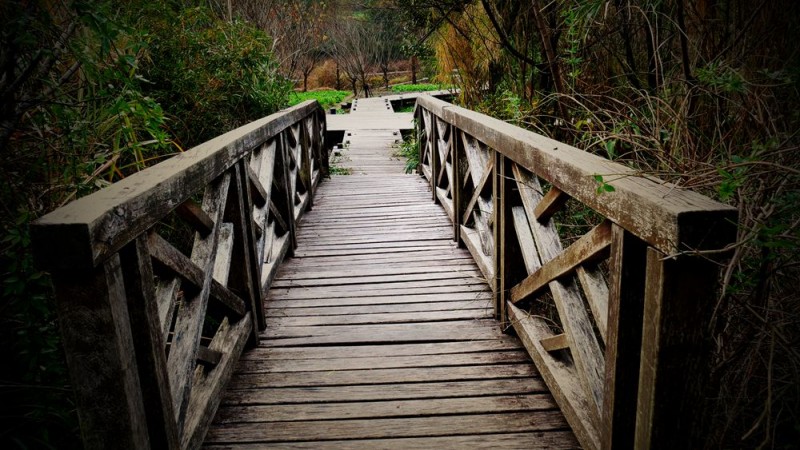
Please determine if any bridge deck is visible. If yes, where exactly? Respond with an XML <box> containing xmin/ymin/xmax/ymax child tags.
<box><xmin>203</xmin><ymin>97</ymin><xmax>578</xmax><ymax>448</ymax></box>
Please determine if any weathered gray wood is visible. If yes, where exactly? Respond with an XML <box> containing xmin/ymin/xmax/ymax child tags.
<box><xmin>236</xmin><ymin>351</ymin><xmax>530</xmax><ymax>373</ymax></box>
<box><xmin>196</xmin><ymin>346</ymin><xmax>223</xmax><ymax>367</ymax></box>
<box><xmin>32</xmin><ymin>100</ymin><xmax>322</xmax><ymax>272</ymax></box>
<box><xmin>577</xmin><ymin>264</ymin><xmax>609</xmax><ymax>342</ymax></box>
<box><xmin>461</xmin><ymin>225</ymin><xmax>494</xmax><ymax>286</ymax></box>
<box><xmin>540</xmin><ymin>333</ymin><xmax>569</xmax><ymax>352</ymax></box>
<box><xmin>514</xmin><ymin>164</ymin><xmax>605</xmax><ymax>420</ymax></box>
<box><xmin>118</xmin><ymin>237</ymin><xmax>180</xmax><ymax>449</ymax></box>
<box><xmin>176</xmin><ymin>199</ymin><xmax>214</xmax><ymax>237</ymax></box>
<box><xmin>601</xmin><ymin>225</ymin><xmax>648</xmax><ymax>449</ymax></box>
<box><xmin>224</xmin><ymin>378</ymin><xmax>545</xmax><ymax>405</ymax></box>
<box><xmin>266</xmin><ymin>308</ymin><xmax>489</xmax><ymax>327</ymax></box>
<box><xmin>148</xmin><ymin>232</ymin><xmax>246</xmax><ymax>317</ymax></box>
<box><xmin>511</xmin><ymin>206</ymin><xmax>543</xmax><ymax>274</ymax></box>
<box><xmin>230</xmin><ymin>363</ymin><xmax>536</xmax><ymax>390</ymax></box>
<box><xmin>211</xmin><ymin>223</ymin><xmax>234</xmax><ymax>285</ymax></box>
<box><xmin>245</xmin><ymin>164</ymin><xmax>268</xmax><ymax>207</ymax></box>
<box><xmin>417</xmin><ymin>96</ymin><xmax>737</xmax><ymax>254</ymax></box>
<box><xmin>462</xmin><ymin>158</ymin><xmax>494</xmax><ymax>225</ymax></box>
<box><xmin>534</xmin><ymin>186</ymin><xmax>569</xmax><ymax>222</ymax></box>
<box><xmin>161</xmin><ymin>170</ymin><xmax>230</xmax><ymax>430</ymax></box>
<box><xmin>510</xmin><ymin>220</ymin><xmax>612</xmax><ymax>304</ymax></box>
<box><xmin>226</xmin><ymin>161</ymin><xmax>264</xmax><ymax>335</ymax></box>
<box><xmin>635</xmin><ymin>248</ymin><xmax>719</xmax><ymax>449</ymax></box>
<box><xmin>215</xmin><ymin>394</ymin><xmax>556</xmax><ymax>423</ymax></box>
<box><xmin>240</xmin><ymin>339</ymin><xmax>519</xmax><ymax>361</ymax></box>
<box><xmin>204</xmin><ymin>431</ymin><xmax>579</xmax><ymax>449</ymax></box>
<box><xmin>181</xmin><ymin>314</ymin><xmax>252</xmax><ymax>449</ymax></box>
<box><xmin>509</xmin><ymin>303</ymin><xmax>601</xmax><ymax>450</ymax></box>
<box><xmin>51</xmin><ymin>255</ymin><xmax>150</xmax><ymax>449</ymax></box>
<box><xmin>205</xmin><ymin>412</ymin><xmax>569</xmax><ymax>443</ymax></box>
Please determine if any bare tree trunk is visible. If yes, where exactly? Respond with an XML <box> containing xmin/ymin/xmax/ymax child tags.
<box><xmin>336</xmin><ymin>64</ymin><xmax>341</xmax><ymax>90</ymax></box>
<box><xmin>411</xmin><ymin>55</ymin><xmax>417</xmax><ymax>84</ymax></box>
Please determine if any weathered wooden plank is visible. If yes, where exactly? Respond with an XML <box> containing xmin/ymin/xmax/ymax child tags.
<box><xmin>227</xmin><ymin>161</ymin><xmax>264</xmax><ymax>334</ymax></box>
<box><xmin>215</xmin><ymin>394</ymin><xmax>556</xmax><ymax>423</ymax></box>
<box><xmin>223</xmin><ymin>378</ymin><xmax>546</xmax><ymax>405</ymax></box>
<box><xmin>148</xmin><ymin>232</ymin><xmax>246</xmax><ymax>317</ymax></box>
<box><xmin>417</xmin><ymin>96</ymin><xmax>737</xmax><ymax>254</ymax></box>
<box><xmin>181</xmin><ymin>314</ymin><xmax>252</xmax><ymax>449</ymax></box>
<box><xmin>50</xmin><ymin>255</ymin><xmax>150</xmax><ymax>449</ymax></box>
<box><xmin>266</xmin><ymin>300</ymin><xmax>490</xmax><ymax>318</ymax></box>
<box><xmin>240</xmin><ymin>339</ymin><xmax>520</xmax><ymax>361</ymax></box>
<box><xmin>265</xmin><ymin>308</ymin><xmax>489</xmax><ymax>327</ymax></box>
<box><xmin>509</xmin><ymin>303</ymin><xmax>601</xmax><ymax>450</ymax></box>
<box><xmin>211</xmin><ymin>223</ymin><xmax>234</xmax><ymax>285</ymax></box>
<box><xmin>577</xmin><ymin>265</ymin><xmax>609</xmax><ymax>342</ymax></box>
<box><xmin>204</xmin><ymin>431</ymin><xmax>579</xmax><ymax>449</ymax></box>
<box><xmin>512</xmin><ymin>206</ymin><xmax>543</xmax><ymax>274</ymax></box>
<box><xmin>461</xmin><ymin>225</ymin><xmax>494</xmax><ymax>286</ymax></box>
<box><xmin>635</xmin><ymin>248</ymin><xmax>720</xmax><ymax>449</ymax></box>
<box><xmin>269</xmin><ymin>270</ymin><xmax>483</xmax><ymax>288</ymax></box>
<box><xmin>236</xmin><ymin>351</ymin><xmax>531</xmax><ymax>374</ymax></box>
<box><xmin>161</xmin><ymin>171</ymin><xmax>230</xmax><ymax>429</ymax></box>
<box><xmin>175</xmin><ymin>199</ymin><xmax>214</xmax><ymax>237</ymax></box>
<box><xmin>540</xmin><ymin>333</ymin><xmax>569</xmax><ymax>352</ymax></box>
<box><xmin>514</xmin><ymin>164</ymin><xmax>605</xmax><ymax>420</ymax></box>
<box><xmin>600</xmin><ymin>225</ymin><xmax>648</xmax><ymax>449</ymax></box>
<box><xmin>534</xmin><ymin>186</ymin><xmax>569</xmax><ymax>222</ymax></box>
<box><xmin>118</xmin><ymin>237</ymin><xmax>180</xmax><ymax>449</ymax></box>
<box><xmin>510</xmin><ymin>220</ymin><xmax>612</xmax><ymax>304</ymax></box>
<box><xmin>204</xmin><ymin>411</ymin><xmax>569</xmax><ymax>443</ymax></box>
<box><xmin>267</xmin><ymin>284</ymin><xmax>490</xmax><ymax>302</ymax></box>
<box><xmin>32</xmin><ymin>101</ymin><xmax>322</xmax><ymax>272</ymax></box>
<box><xmin>229</xmin><ymin>363</ymin><xmax>537</xmax><ymax>389</ymax></box>
<box><xmin>462</xmin><ymin>158</ymin><xmax>494</xmax><ymax>224</ymax></box>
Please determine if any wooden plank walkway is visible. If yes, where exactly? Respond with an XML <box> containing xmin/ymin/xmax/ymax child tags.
<box><xmin>204</xmin><ymin>97</ymin><xmax>578</xmax><ymax>448</ymax></box>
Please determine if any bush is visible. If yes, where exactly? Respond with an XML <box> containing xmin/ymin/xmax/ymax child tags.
<box><xmin>288</xmin><ymin>90</ymin><xmax>350</xmax><ymax>109</ymax></box>
<box><xmin>391</xmin><ymin>83</ymin><xmax>451</xmax><ymax>93</ymax></box>
<box><xmin>139</xmin><ymin>5</ymin><xmax>291</xmax><ymax>148</ymax></box>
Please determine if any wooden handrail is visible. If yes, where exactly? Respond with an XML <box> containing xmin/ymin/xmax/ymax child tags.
<box><xmin>415</xmin><ymin>96</ymin><xmax>737</xmax><ymax>450</ymax></box>
<box><xmin>32</xmin><ymin>100</ymin><xmax>327</xmax><ymax>449</ymax></box>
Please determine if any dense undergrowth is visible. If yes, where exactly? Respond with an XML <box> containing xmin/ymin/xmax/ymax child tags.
<box><xmin>424</xmin><ymin>1</ymin><xmax>799</xmax><ymax>447</ymax></box>
<box><xmin>288</xmin><ymin>89</ymin><xmax>350</xmax><ymax>109</ymax></box>
<box><xmin>0</xmin><ymin>1</ymin><xmax>291</xmax><ymax>447</ymax></box>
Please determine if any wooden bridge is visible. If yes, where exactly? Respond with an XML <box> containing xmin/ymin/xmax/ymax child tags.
<box><xmin>32</xmin><ymin>94</ymin><xmax>736</xmax><ymax>449</ymax></box>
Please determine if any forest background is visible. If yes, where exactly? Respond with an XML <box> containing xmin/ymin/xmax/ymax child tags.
<box><xmin>1</xmin><ymin>0</ymin><xmax>797</xmax><ymax>448</ymax></box>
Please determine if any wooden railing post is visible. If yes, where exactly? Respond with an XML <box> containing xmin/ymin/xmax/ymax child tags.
<box><xmin>430</xmin><ymin>115</ymin><xmax>439</xmax><ymax>203</ymax></box>
<box><xmin>601</xmin><ymin>224</ymin><xmax>648</xmax><ymax>449</ymax></box>
<box><xmin>228</xmin><ymin>161</ymin><xmax>265</xmax><ymax>334</ymax></box>
<box><xmin>51</xmin><ymin>259</ymin><xmax>151</xmax><ymax>449</ymax></box>
<box><xmin>450</xmin><ymin>124</ymin><xmax>461</xmax><ymax>243</ymax></box>
<box><xmin>300</xmin><ymin>117</ymin><xmax>313</xmax><ymax>210</ymax></box>
<box><xmin>635</xmin><ymin>249</ymin><xmax>720</xmax><ymax>449</ymax></box>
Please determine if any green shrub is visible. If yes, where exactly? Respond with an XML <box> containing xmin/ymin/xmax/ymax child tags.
<box><xmin>139</xmin><ymin>5</ymin><xmax>291</xmax><ymax>148</ymax></box>
<box><xmin>391</xmin><ymin>83</ymin><xmax>452</xmax><ymax>93</ymax></box>
<box><xmin>288</xmin><ymin>90</ymin><xmax>350</xmax><ymax>109</ymax></box>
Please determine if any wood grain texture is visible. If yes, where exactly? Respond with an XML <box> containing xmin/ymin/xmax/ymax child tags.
<box><xmin>416</xmin><ymin>96</ymin><xmax>737</xmax><ymax>255</ymax></box>
<box><xmin>204</xmin><ymin>103</ymin><xmax>576</xmax><ymax>447</ymax></box>
<box><xmin>32</xmin><ymin>101</ymin><xmax>322</xmax><ymax>272</ymax></box>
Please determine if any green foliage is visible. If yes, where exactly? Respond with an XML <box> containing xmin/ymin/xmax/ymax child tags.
<box><xmin>139</xmin><ymin>6</ymin><xmax>291</xmax><ymax>147</ymax></box>
<box><xmin>288</xmin><ymin>90</ymin><xmax>350</xmax><ymax>109</ymax></box>
<box><xmin>391</xmin><ymin>83</ymin><xmax>450</xmax><ymax>93</ymax></box>
<box><xmin>592</xmin><ymin>174</ymin><xmax>616</xmax><ymax>194</ymax></box>
<box><xmin>396</xmin><ymin>131</ymin><xmax>420</xmax><ymax>174</ymax></box>
<box><xmin>1</xmin><ymin>1</ymin><xmax>293</xmax><ymax>448</ymax></box>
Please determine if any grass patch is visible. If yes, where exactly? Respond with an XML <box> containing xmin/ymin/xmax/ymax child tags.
<box><xmin>395</xmin><ymin>104</ymin><xmax>415</xmax><ymax>113</ymax></box>
<box><xmin>391</xmin><ymin>83</ymin><xmax>452</xmax><ymax>93</ymax></box>
<box><xmin>288</xmin><ymin>90</ymin><xmax>349</xmax><ymax>109</ymax></box>
<box><xmin>394</xmin><ymin>131</ymin><xmax>419</xmax><ymax>174</ymax></box>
